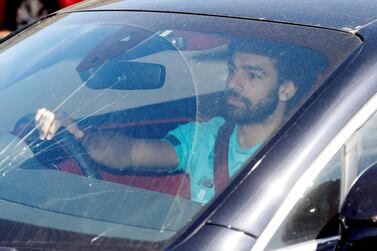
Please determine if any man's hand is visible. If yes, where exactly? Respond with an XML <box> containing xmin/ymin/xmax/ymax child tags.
<box><xmin>35</xmin><ymin>108</ymin><xmax>84</xmax><ymax>140</ymax></box>
<box><xmin>34</xmin><ymin>108</ymin><xmax>178</xmax><ymax>170</ymax></box>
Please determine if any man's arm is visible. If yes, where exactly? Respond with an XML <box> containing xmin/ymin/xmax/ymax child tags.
<box><xmin>35</xmin><ymin>108</ymin><xmax>179</xmax><ymax>171</ymax></box>
<box><xmin>80</xmin><ymin>131</ymin><xmax>179</xmax><ymax>171</ymax></box>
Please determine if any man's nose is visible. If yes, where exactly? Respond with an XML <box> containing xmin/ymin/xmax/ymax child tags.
<box><xmin>227</xmin><ymin>72</ymin><xmax>244</xmax><ymax>92</ymax></box>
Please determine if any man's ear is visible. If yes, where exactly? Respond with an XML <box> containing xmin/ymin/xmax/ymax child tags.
<box><xmin>279</xmin><ymin>81</ymin><xmax>297</xmax><ymax>101</ymax></box>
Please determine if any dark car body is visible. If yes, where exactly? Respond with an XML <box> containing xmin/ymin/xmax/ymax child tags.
<box><xmin>1</xmin><ymin>0</ymin><xmax>377</xmax><ymax>251</ymax></box>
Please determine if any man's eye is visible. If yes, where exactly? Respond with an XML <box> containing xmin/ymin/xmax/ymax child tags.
<box><xmin>248</xmin><ymin>72</ymin><xmax>261</xmax><ymax>79</ymax></box>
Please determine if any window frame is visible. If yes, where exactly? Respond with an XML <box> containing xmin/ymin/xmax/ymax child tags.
<box><xmin>252</xmin><ymin>91</ymin><xmax>377</xmax><ymax>251</ymax></box>
<box><xmin>267</xmin><ymin>236</ymin><xmax>340</xmax><ymax>251</ymax></box>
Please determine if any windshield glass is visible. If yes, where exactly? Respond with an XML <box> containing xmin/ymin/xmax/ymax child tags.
<box><xmin>0</xmin><ymin>11</ymin><xmax>360</xmax><ymax>248</ymax></box>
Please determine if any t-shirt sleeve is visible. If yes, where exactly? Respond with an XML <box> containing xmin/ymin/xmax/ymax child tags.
<box><xmin>162</xmin><ymin>122</ymin><xmax>196</xmax><ymax>173</ymax></box>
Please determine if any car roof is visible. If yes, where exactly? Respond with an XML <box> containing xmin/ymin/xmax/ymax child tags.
<box><xmin>64</xmin><ymin>0</ymin><xmax>377</xmax><ymax>32</ymax></box>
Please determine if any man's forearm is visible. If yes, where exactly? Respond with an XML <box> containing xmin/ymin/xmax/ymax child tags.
<box><xmin>79</xmin><ymin>130</ymin><xmax>179</xmax><ymax>171</ymax></box>
<box><xmin>80</xmin><ymin>130</ymin><xmax>135</xmax><ymax>169</ymax></box>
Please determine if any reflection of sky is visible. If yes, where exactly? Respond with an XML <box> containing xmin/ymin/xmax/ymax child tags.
<box><xmin>0</xmin><ymin>21</ymin><xmax>117</xmax><ymax>90</ymax></box>
<box><xmin>0</xmin><ymin>50</ymin><xmax>228</xmax><ymax>131</ymax></box>
<box><xmin>0</xmin><ymin>16</ymin><xmax>229</xmax><ymax>132</ymax></box>
<box><xmin>0</xmin><ymin>21</ymin><xmax>114</xmax><ymax>131</ymax></box>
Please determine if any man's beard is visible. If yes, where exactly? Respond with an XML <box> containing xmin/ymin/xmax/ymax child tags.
<box><xmin>222</xmin><ymin>88</ymin><xmax>279</xmax><ymax>124</ymax></box>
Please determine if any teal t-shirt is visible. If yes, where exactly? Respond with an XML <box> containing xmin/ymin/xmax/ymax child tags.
<box><xmin>165</xmin><ymin>117</ymin><xmax>261</xmax><ymax>204</ymax></box>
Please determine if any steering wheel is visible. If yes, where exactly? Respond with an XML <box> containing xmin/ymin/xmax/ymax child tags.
<box><xmin>14</xmin><ymin>114</ymin><xmax>102</xmax><ymax>179</ymax></box>
<box><xmin>51</xmin><ymin>129</ymin><xmax>102</xmax><ymax>180</ymax></box>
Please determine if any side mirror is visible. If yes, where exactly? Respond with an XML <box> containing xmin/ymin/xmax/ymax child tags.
<box><xmin>79</xmin><ymin>61</ymin><xmax>166</xmax><ymax>90</ymax></box>
<box><xmin>337</xmin><ymin>163</ymin><xmax>377</xmax><ymax>250</ymax></box>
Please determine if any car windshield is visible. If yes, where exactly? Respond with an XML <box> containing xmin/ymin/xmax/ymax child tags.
<box><xmin>0</xmin><ymin>11</ymin><xmax>361</xmax><ymax>247</ymax></box>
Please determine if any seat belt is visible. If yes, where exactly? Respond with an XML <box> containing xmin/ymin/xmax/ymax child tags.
<box><xmin>214</xmin><ymin>122</ymin><xmax>235</xmax><ymax>194</ymax></box>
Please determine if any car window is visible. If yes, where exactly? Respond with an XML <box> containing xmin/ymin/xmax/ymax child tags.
<box><xmin>265</xmin><ymin>150</ymin><xmax>341</xmax><ymax>250</ymax></box>
<box><xmin>356</xmin><ymin>111</ymin><xmax>377</xmax><ymax>174</ymax></box>
<box><xmin>0</xmin><ymin>11</ymin><xmax>361</xmax><ymax>247</ymax></box>
<box><xmin>264</xmin><ymin>102</ymin><xmax>377</xmax><ymax>250</ymax></box>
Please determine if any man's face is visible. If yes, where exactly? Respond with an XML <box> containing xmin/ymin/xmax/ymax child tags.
<box><xmin>224</xmin><ymin>52</ymin><xmax>280</xmax><ymax>124</ymax></box>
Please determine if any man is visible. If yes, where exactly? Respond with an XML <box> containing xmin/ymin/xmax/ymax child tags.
<box><xmin>35</xmin><ymin>40</ymin><xmax>326</xmax><ymax>203</ymax></box>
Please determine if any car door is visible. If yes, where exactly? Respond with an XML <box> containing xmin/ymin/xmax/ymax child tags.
<box><xmin>245</xmin><ymin>41</ymin><xmax>377</xmax><ymax>249</ymax></box>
